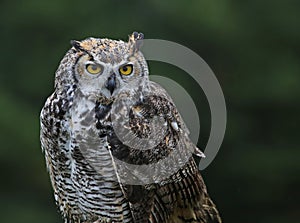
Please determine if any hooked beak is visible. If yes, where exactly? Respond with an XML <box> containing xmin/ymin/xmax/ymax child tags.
<box><xmin>105</xmin><ymin>73</ymin><xmax>116</xmax><ymax>95</ymax></box>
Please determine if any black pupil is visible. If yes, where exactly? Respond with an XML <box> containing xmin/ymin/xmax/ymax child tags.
<box><xmin>122</xmin><ymin>66</ymin><xmax>128</xmax><ymax>72</ymax></box>
<box><xmin>91</xmin><ymin>65</ymin><xmax>98</xmax><ymax>70</ymax></box>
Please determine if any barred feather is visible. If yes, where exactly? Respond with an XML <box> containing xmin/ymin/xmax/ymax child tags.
<box><xmin>40</xmin><ymin>32</ymin><xmax>221</xmax><ymax>223</ymax></box>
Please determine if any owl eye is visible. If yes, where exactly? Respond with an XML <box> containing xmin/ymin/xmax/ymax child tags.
<box><xmin>119</xmin><ymin>64</ymin><xmax>133</xmax><ymax>76</ymax></box>
<box><xmin>86</xmin><ymin>64</ymin><xmax>102</xmax><ymax>75</ymax></box>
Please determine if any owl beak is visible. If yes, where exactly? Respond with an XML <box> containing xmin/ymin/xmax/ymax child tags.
<box><xmin>105</xmin><ymin>73</ymin><xmax>116</xmax><ymax>95</ymax></box>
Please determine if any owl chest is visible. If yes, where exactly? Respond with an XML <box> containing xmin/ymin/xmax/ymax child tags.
<box><xmin>63</xmin><ymin>100</ymin><xmax>126</xmax><ymax>218</ymax></box>
<box><xmin>70</xmin><ymin>98</ymin><xmax>113</xmax><ymax>138</ymax></box>
<box><xmin>67</xmin><ymin>100</ymin><xmax>114</xmax><ymax>173</ymax></box>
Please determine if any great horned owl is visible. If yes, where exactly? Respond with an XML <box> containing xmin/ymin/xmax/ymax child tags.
<box><xmin>40</xmin><ymin>32</ymin><xmax>222</xmax><ymax>223</ymax></box>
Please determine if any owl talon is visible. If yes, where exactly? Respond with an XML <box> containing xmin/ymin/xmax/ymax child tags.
<box><xmin>171</xmin><ymin>121</ymin><xmax>179</xmax><ymax>131</ymax></box>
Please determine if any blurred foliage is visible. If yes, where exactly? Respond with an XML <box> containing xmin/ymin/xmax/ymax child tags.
<box><xmin>0</xmin><ymin>0</ymin><xmax>299</xmax><ymax>222</ymax></box>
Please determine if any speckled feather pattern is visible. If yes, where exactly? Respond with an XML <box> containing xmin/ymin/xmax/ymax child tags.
<box><xmin>40</xmin><ymin>32</ymin><xmax>222</xmax><ymax>223</ymax></box>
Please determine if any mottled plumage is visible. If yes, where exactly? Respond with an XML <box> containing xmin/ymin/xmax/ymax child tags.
<box><xmin>40</xmin><ymin>32</ymin><xmax>222</xmax><ymax>223</ymax></box>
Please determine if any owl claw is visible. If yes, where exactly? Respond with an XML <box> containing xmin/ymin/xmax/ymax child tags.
<box><xmin>171</xmin><ymin>121</ymin><xmax>179</xmax><ymax>131</ymax></box>
<box><xmin>194</xmin><ymin>147</ymin><xmax>206</xmax><ymax>158</ymax></box>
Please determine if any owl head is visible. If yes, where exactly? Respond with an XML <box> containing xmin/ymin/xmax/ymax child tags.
<box><xmin>55</xmin><ymin>32</ymin><xmax>148</xmax><ymax>100</ymax></box>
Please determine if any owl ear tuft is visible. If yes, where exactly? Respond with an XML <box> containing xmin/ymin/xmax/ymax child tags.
<box><xmin>128</xmin><ymin>32</ymin><xmax>144</xmax><ymax>53</ymax></box>
<box><xmin>70</xmin><ymin>40</ymin><xmax>84</xmax><ymax>51</ymax></box>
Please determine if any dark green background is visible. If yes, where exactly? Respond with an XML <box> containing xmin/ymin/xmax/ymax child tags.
<box><xmin>0</xmin><ymin>0</ymin><xmax>299</xmax><ymax>222</ymax></box>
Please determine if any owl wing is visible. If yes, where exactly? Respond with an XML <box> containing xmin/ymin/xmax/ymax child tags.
<box><xmin>109</xmin><ymin>82</ymin><xmax>222</xmax><ymax>223</ymax></box>
<box><xmin>40</xmin><ymin>90</ymin><xmax>74</xmax><ymax>216</ymax></box>
<box><xmin>152</xmin><ymin>159</ymin><xmax>222</xmax><ymax>223</ymax></box>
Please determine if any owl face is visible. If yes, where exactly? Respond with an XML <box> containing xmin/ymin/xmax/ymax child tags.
<box><xmin>70</xmin><ymin>33</ymin><xmax>148</xmax><ymax>99</ymax></box>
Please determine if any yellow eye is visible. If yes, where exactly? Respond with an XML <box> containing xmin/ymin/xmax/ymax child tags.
<box><xmin>119</xmin><ymin>64</ymin><xmax>133</xmax><ymax>76</ymax></box>
<box><xmin>86</xmin><ymin>64</ymin><xmax>102</xmax><ymax>75</ymax></box>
